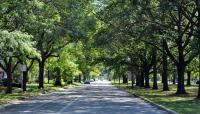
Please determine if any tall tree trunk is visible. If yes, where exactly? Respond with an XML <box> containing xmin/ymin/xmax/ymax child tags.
<box><xmin>176</xmin><ymin>38</ymin><xmax>187</xmax><ymax>94</ymax></box>
<box><xmin>176</xmin><ymin>62</ymin><xmax>186</xmax><ymax>94</ymax></box>
<box><xmin>163</xmin><ymin>40</ymin><xmax>169</xmax><ymax>91</ymax></box>
<box><xmin>175</xmin><ymin>8</ymin><xmax>187</xmax><ymax>94</ymax></box>
<box><xmin>6</xmin><ymin>64</ymin><xmax>12</xmax><ymax>94</ymax></box>
<box><xmin>140</xmin><ymin>68</ymin><xmax>145</xmax><ymax>87</ymax></box>
<box><xmin>186</xmin><ymin>70</ymin><xmax>191</xmax><ymax>86</ymax></box>
<box><xmin>22</xmin><ymin>71</ymin><xmax>28</xmax><ymax>91</ymax></box>
<box><xmin>144</xmin><ymin>61</ymin><xmax>150</xmax><ymax>88</ymax></box>
<box><xmin>54</xmin><ymin>68</ymin><xmax>62</xmax><ymax>86</ymax></box>
<box><xmin>136</xmin><ymin>74</ymin><xmax>140</xmax><ymax>86</ymax></box>
<box><xmin>78</xmin><ymin>75</ymin><xmax>81</xmax><ymax>83</ymax></box>
<box><xmin>83</xmin><ymin>75</ymin><xmax>86</xmax><ymax>82</ymax></box>
<box><xmin>152</xmin><ymin>49</ymin><xmax>158</xmax><ymax>90</ymax></box>
<box><xmin>38</xmin><ymin>61</ymin><xmax>45</xmax><ymax>89</ymax></box>
<box><xmin>131</xmin><ymin>70</ymin><xmax>135</xmax><ymax>88</ymax></box>
<box><xmin>176</xmin><ymin>34</ymin><xmax>187</xmax><ymax>94</ymax></box>
<box><xmin>123</xmin><ymin>74</ymin><xmax>128</xmax><ymax>83</ymax></box>
<box><xmin>144</xmin><ymin>67</ymin><xmax>150</xmax><ymax>88</ymax></box>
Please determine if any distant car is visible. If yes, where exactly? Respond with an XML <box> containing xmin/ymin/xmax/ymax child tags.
<box><xmin>84</xmin><ymin>80</ymin><xmax>90</xmax><ymax>84</ymax></box>
<box><xmin>90</xmin><ymin>79</ymin><xmax>94</xmax><ymax>82</ymax></box>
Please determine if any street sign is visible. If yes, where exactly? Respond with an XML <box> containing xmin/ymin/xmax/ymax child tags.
<box><xmin>19</xmin><ymin>64</ymin><xmax>27</xmax><ymax>71</ymax></box>
<box><xmin>19</xmin><ymin>64</ymin><xmax>27</xmax><ymax>91</ymax></box>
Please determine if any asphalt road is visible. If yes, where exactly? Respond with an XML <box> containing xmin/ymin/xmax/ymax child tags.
<box><xmin>0</xmin><ymin>81</ymin><xmax>170</xmax><ymax>114</ymax></box>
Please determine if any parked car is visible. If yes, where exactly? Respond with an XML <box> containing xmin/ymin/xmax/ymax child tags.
<box><xmin>84</xmin><ymin>80</ymin><xmax>90</xmax><ymax>84</ymax></box>
<box><xmin>90</xmin><ymin>79</ymin><xmax>94</xmax><ymax>82</ymax></box>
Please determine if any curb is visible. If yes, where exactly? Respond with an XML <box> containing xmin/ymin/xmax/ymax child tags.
<box><xmin>115</xmin><ymin>86</ymin><xmax>178</xmax><ymax>114</ymax></box>
<box><xmin>131</xmin><ymin>93</ymin><xmax>178</xmax><ymax>114</ymax></box>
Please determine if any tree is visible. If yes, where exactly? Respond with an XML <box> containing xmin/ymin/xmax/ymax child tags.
<box><xmin>148</xmin><ymin>0</ymin><xmax>198</xmax><ymax>94</ymax></box>
<box><xmin>47</xmin><ymin>43</ymin><xmax>82</xmax><ymax>85</ymax></box>
<box><xmin>117</xmin><ymin>0</ymin><xmax>198</xmax><ymax>94</ymax></box>
<box><xmin>0</xmin><ymin>30</ymin><xmax>39</xmax><ymax>93</ymax></box>
<box><xmin>94</xmin><ymin>0</ymin><xmax>200</xmax><ymax>95</ymax></box>
<box><xmin>193</xmin><ymin>0</ymin><xmax>200</xmax><ymax>99</ymax></box>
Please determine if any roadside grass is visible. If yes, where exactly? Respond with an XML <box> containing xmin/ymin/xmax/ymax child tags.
<box><xmin>0</xmin><ymin>82</ymin><xmax>82</xmax><ymax>105</ymax></box>
<box><xmin>112</xmin><ymin>81</ymin><xmax>200</xmax><ymax>114</ymax></box>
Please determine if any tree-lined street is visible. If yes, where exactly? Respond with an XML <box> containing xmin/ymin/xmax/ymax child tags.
<box><xmin>0</xmin><ymin>0</ymin><xmax>200</xmax><ymax>113</ymax></box>
<box><xmin>0</xmin><ymin>81</ymin><xmax>169</xmax><ymax>114</ymax></box>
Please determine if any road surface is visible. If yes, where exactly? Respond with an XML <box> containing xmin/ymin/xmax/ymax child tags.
<box><xmin>0</xmin><ymin>81</ymin><xmax>170</xmax><ymax>114</ymax></box>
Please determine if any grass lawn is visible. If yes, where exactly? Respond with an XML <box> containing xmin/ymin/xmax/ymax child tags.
<box><xmin>0</xmin><ymin>82</ymin><xmax>81</xmax><ymax>105</ymax></box>
<box><xmin>112</xmin><ymin>81</ymin><xmax>200</xmax><ymax>114</ymax></box>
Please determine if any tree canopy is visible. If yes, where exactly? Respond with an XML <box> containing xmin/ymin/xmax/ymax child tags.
<box><xmin>0</xmin><ymin>0</ymin><xmax>199</xmax><ymax>100</ymax></box>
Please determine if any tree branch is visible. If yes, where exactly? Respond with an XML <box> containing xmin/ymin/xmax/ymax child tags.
<box><xmin>11</xmin><ymin>61</ymin><xmax>20</xmax><ymax>73</ymax></box>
